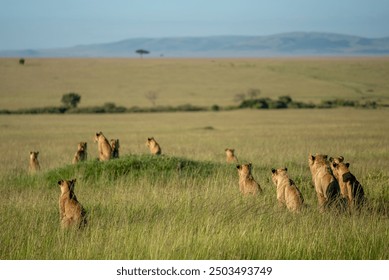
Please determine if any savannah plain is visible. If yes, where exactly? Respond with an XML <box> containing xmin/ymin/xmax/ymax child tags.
<box><xmin>0</xmin><ymin>57</ymin><xmax>388</xmax><ymax>259</ymax></box>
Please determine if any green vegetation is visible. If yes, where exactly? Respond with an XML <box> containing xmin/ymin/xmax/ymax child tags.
<box><xmin>0</xmin><ymin>109</ymin><xmax>388</xmax><ymax>260</ymax></box>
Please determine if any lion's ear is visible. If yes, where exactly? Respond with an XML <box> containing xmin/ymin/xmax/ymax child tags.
<box><xmin>57</xmin><ymin>180</ymin><xmax>63</xmax><ymax>185</ymax></box>
<box><xmin>271</xmin><ymin>168</ymin><xmax>276</xmax><ymax>174</ymax></box>
<box><xmin>284</xmin><ymin>167</ymin><xmax>287</xmax><ymax>172</ymax></box>
<box><xmin>237</xmin><ymin>165</ymin><xmax>241</xmax><ymax>170</ymax></box>
<box><xmin>346</xmin><ymin>163</ymin><xmax>350</xmax><ymax>168</ymax></box>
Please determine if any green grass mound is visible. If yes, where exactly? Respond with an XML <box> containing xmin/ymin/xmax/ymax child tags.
<box><xmin>45</xmin><ymin>154</ymin><xmax>228</xmax><ymax>184</ymax></box>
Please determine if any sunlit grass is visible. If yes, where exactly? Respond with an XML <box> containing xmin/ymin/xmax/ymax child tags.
<box><xmin>1</xmin><ymin>58</ymin><xmax>389</xmax><ymax>110</ymax></box>
<box><xmin>0</xmin><ymin>108</ymin><xmax>388</xmax><ymax>259</ymax></box>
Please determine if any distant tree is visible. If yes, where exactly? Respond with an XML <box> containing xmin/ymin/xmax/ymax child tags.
<box><xmin>136</xmin><ymin>49</ymin><xmax>150</xmax><ymax>58</ymax></box>
<box><xmin>247</xmin><ymin>88</ymin><xmax>261</xmax><ymax>99</ymax></box>
<box><xmin>19</xmin><ymin>58</ymin><xmax>25</xmax><ymax>65</ymax></box>
<box><xmin>145</xmin><ymin>91</ymin><xmax>158</xmax><ymax>106</ymax></box>
<box><xmin>61</xmin><ymin>93</ymin><xmax>81</xmax><ymax>108</ymax></box>
<box><xmin>233</xmin><ymin>93</ymin><xmax>246</xmax><ymax>103</ymax></box>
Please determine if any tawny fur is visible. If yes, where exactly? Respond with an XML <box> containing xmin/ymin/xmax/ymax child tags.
<box><xmin>236</xmin><ymin>163</ymin><xmax>262</xmax><ymax>195</ymax></box>
<box><xmin>271</xmin><ymin>168</ymin><xmax>304</xmax><ymax>213</ymax></box>
<box><xmin>29</xmin><ymin>151</ymin><xmax>40</xmax><ymax>173</ymax></box>
<box><xmin>308</xmin><ymin>154</ymin><xmax>341</xmax><ymax>212</ymax></box>
<box><xmin>330</xmin><ymin>160</ymin><xmax>365</xmax><ymax>211</ymax></box>
<box><xmin>72</xmin><ymin>142</ymin><xmax>88</xmax><ymax>164</ymax></box>
<box><xmin>94</xmin><ymin>132</ymin><xmax>112</xmax><ymax>161</ymax></box>
<box><xmin>110</xmin><ymin>139</ymin><xmax>120</xmax><ymax>159</ymax></box>
<box><xmin>225</xmin><ymin>148</ymin><xmax>238</xmax><ymax>163</ymax></box>
<box><xmin>146</xmin><ymin>137</ymin><xmax>161</xmax><ymax>155</ymax></box>
<box><xmin>58</xmin><ymin>179</ymin><xmax>87</xmax><ymax>229</ymax></box>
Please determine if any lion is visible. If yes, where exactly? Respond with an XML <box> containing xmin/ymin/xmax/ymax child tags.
<box><xmin>308</xmin><ymin>153</ymin><xmax>341</xmax><ymax>212</ymax></box>
<box><xmin>72</xmin><ymin>142</ymin><xmax>88</xmax><ymax>164</ymax></box>
<box><xmin>110</xmin><ymin>139</ymin><xmax>120</xmax><ymax>159</ymax></box>
<box><xmin>330</xmin><ymin>159</ymin><xmax>365</xmax><ymax>211</ymax></box>
<box><xmin>236</xmin><ymin>163</ymin><xmax>262</xmax><ymax>195</ymax></box>
<box><xmin>271</xmin><ymin>167</ymin><xmax>304</xmax><ymax>213</ymax></box>
<box><xmin>225</xmin><ymin>148</ymin><xmax>238</xmax><ymax>163</ymax></box>
<box><xmin>29</xmin><ymin>151</ymin><xmax>40</xmax><ymax>173</ymax></box>
<box><xmin>94</xmin><ymin>132</ymin><xmax>112</xmax><ymax>161</ymax></box>
<box><xmin>58</xmin><ymin>179</ymin><xmax>87</xmax><ymax>229</ymax></box>
<box><xmin>146</xmin><ymin>137</ymin><xmax>161</xmax><ymax>155</ymax></box>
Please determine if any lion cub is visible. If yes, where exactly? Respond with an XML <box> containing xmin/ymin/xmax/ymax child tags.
<box><xmin>146</xmin><ymin>137</ymin><xmax>161</xmax><ymax>155</ymax></box>
<box><xmin>225</xmin><ymin>148</ymin><xmax>238</xmax><ymax>163</ymax></box>
<box><xmin>308</xmin><ymin>154</ymin><xmax>341</xmax><ymax>212</ymax></box>
<box><xmin>110</xmin><ymin>139</ymin><xmax>120</xmax><ymax>159</ymax></box>
<box><xmin>29</xmin><ymin>151</ymin><xmax>40</xmax><ymax>173</ymax></box>
<box><xmin>72</xmin><ymin>142</ymin><xmax>88</xmax><ymax>164</ymax></box>
<box><xmin>236</xmin><ymin>163</ymin><xmax>262</xmax><ymax>195</ymax></box>
<box><xmin>330</xmin><ymin>158</ymin><xmax>365</xmax><ymax>211</ymax></box>
<box><xmin>271</xmin><ymin>168</ymin><xmax>304</xmax><ymax>213</ymax></box>
<box><xmin>58</xmin><ymin>179</ymin><xmax>87</xmax><ymax>229</ymax></box>
<box><xmin>94</xmin><ymin>132</ymin><xmax>112</xmax><ymax>161</ymax></box>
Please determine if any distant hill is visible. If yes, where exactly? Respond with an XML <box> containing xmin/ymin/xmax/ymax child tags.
<box><xmin>2</xmin><ymin>32</ymin><xmax>389</xmax><ymax>57</ymax></box>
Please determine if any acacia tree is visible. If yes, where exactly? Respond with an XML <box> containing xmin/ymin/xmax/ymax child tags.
<box><xmin>61</xmin><ymin>93</ymin><xmax>81</xmax><ymax>108</ymax></box>
<box><xmin>145</xmin><ymin>91</ymin><xmax>158</xmax><ymax>106</ymax></box>
<box><xmin>136</xmin><ymin>49</ymin><xmax>150</xmax><ymax>59</ymax></box>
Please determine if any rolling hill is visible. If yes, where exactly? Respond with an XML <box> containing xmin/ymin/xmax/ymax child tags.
<box><xmin>1</xmin><ymin>32</ymin><xmax>389</xmax><ymax>57</ymax></box>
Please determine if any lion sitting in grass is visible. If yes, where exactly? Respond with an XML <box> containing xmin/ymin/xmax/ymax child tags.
<box><xmin>29</xmin><ymin>151</ymin><xmax>40</xmax><ymax>173</ymax></box>
<box><xmin>271</xmin><ymin>167</ymin><xmax>304</xmax><ymax>213</ymax></box>
<box><xmin>146</xmin><ymin>137</ymin><xmax>161</xmax><ymax>155</ymax></box>
<box><xmin>329</xmin><ymin>158</ymin><xmax>365</xmax><ymax>211</ymax></box>
<box><xmin>225</xmin><ymin>148</ymin><xmax>238</xmax><ymax>163</ymax></box>
<box><xmin>110</xmin><ymin>139</ymin><xmax>120</xmax><ymax>159</ymax></box>
<box><xmin>236</xmin><ymin>163</ymin><xmax>262</xmax><ymax>195</ymax></box>
<box><xmin>308</xmin><ymin>154</ymin><xmax>341</xmax><ymax>212</ymax></box>
<box><xmin>58</xmin><ymin>179</ymin><xmax>87</xmax><ymax>229</ymax></box>
<box><xmin>72</xmin><ymin>142</ymin><xmax>87</xmax><ymax>164</ymax></box>
<box><xmin>94</xmin><ymin>132</ymin><xmax>112</xmax><ymax>161</ymax></box>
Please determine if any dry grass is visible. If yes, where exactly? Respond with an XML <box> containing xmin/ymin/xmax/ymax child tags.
<box><xmin>1</xmin><ymin>57</ymin><xmax>389</xmax><ymax>110</ymax></box>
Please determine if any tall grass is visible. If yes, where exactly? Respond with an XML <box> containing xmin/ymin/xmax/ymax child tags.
<box><xmin>0</xmin><ymin>110</ymin><xmax>388</xmax><ymax>260</ymax></box>
<box><xmin>1</xmin><ymin>155</ymin><xmax>387</xmax><ymax>259</ymax></box>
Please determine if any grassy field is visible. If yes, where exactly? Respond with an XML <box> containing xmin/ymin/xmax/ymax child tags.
<box><xmin>0</xmin><ymin>108</ymin><xmax>388</xmax><ymax>260</ymax></box>
<box><xmin>1</xmin><ymin>57</ymin><xmax>389</xmax><ymax>110</ymax></box>
<box><xmin>0</xmin><ymin>58</ymin><xmax>388</xmax><ymax>259</ymax></box>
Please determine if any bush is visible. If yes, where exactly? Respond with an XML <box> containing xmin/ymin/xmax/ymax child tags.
<box><xmin>268</xmin><ymin>100</ymin><xmax>288</xmax><ymax>109</ymax></box>
<box><xmin>211</xmin><ymin>104</ymin><xmax>220</xmax><ymax>111</ymax></box>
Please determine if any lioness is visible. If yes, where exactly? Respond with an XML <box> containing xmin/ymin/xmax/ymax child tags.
<box><xmin>330</xmin><ymin>160</ymin><xmax>365</xmax><ymax>211</ymax></box>
<box><xmin>58</xmin><ymin>179</ymin><xmax>87</xmax><ymax>229</ymax></box>
<box><xmin>271</xmin><ymin>167</ymin><xmax>304</xmax><ymax>213</ymax></box>
<box><xmin>225</xmin><ymin>148</ymin><xmax>238</xmax><ymax>163</ymax></box>
<box><xmin>29</xmin><ymin>151</ymin><xmax>40</xmax><ymax>173</ymax></box>
<box><xmin>110</xmin><ymin>139</ymin><xmax>120</xmax><ymax>159</ymax></box>
<box><xmin>236</xmin><ymin>163</ymin><xmax>262</xmax><ymax>195</ymax></box>
<box><xmin>146</xmin><ymin>137</ymin><xmax>161</xmax><ymax>155</ymax></box>
<box><xmin>308</xmin><ymin>154</ymin><xmax>341</xmax><ymax>212</ymax></box>
<box><xmin>94</xmin><ymin>132</ymin><xmax>112</xmax><ymax>161</ymax></box>
<box><xmin>72</xmin><ymin>142</ymin><xmax>87</xmax><ymax>164</ymax></box>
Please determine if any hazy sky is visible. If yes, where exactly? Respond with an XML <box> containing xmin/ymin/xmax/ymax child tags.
<box><xmin>1</xmin><ymin>0</ymin><xmax>389</xmax><ymax>50</ymax></box>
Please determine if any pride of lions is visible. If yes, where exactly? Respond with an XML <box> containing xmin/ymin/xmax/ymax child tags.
<box><xmin>29</xmin><ymin>131</ymin><xmax>366</xmax><ymax>229</ymax></box>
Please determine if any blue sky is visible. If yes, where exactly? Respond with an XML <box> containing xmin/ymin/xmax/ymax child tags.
<box><xmin>1</xmin><ymin>0</ymin><xmax>389</xmax><ymax>50</ymax></box>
